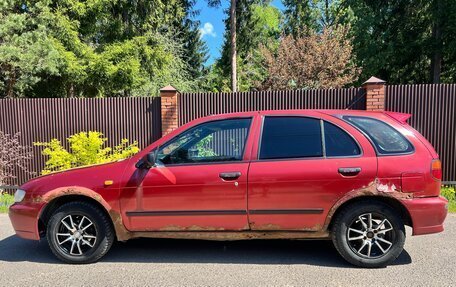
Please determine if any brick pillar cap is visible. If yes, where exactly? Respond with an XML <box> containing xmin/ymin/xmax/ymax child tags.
<box><xmin>363</xmin><ymin>76</ymin><xmax>386</xmax><ymax>85</ymax></box>
<box><xmin>160</xmin><ymin>85</ymin><xmax>179</xmax><ymax>93</ymax></box>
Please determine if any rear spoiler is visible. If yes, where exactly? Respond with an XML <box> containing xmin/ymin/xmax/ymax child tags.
<box><xmin>384</xmin><ymin>111</ymin><xmax>411</xmax><ymax>124</ymax></box>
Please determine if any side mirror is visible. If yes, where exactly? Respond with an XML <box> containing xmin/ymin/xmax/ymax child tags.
<box><xmin>135</xmin><ymin>152</ymin><xmax>157</xmax><ymax>169</ymax></box>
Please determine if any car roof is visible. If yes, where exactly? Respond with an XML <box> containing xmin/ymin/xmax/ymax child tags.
<box><xmin>200</xmin><ymin>109</ymin><xmax>386</xmax><ymax>120</ymax></box>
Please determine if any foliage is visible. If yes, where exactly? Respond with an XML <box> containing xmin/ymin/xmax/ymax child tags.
<box><xmin>34</xmin><ymin>131</ymin><xmax>139</xmax><ymax>175</ymax></box>
<box><xmin>260</xmin><ymin>25</ymin><xmax>360</xmax><ymax>90</ymax></box>
<box><xmin>213</xmin><ymin>1</ymin><xmax>282</xmax><ymax>92</ymax></box>
<box><xmin>0</xmin><ymin>0</ymin><xmax>208</xmax><ymax>98</ymax></box>
<box><xmin>2</xmin><ymin>0</ymin><xmax>456</xmax><ymax>95</ymax></box>
<box><xmin>0</xmin><ymin>131</ymin><xmax>33</xmax><ymax>185</ymax></box>
<box><xmin>283</xmin><ymin>0</ymin><xmax>320</xmax><ymax>35</ymax></box>
<box><xmin>441</xmin><ymin>186</ymin><xmax>456</xmax><ymax>213</ymax></box>
<box><xmin>283</xmin><ymin>0</ymin><xmax>354</xmax><ymax>35</ymax></box>
<box><xmin>194</xmin><ymin>135</ymin><xmax>217</xmax><ymax>157</ymax></box>
<box><xmin>237</xmin><ymin>4</ymin><xmax>282</xmax><ymax>91</ymax></box>
<box><xmin>0</xmin><ymin>192</ymin><xmax>14</xmax><ymax>213</ymax></box>
<box><xmin>347</xmin><ymin>0</ymin><xmax>456</xmax><ymax>84</ymax></box>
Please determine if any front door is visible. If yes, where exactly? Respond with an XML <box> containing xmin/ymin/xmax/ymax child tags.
<box><xmin>120</xmin><ymin>117</ymin><xmax>253</xmax><ymax>231</ymax></box>
<box><xmin>247</xmin><ymin>115</ymin><xmax>377</xmax><ymax>231</ymax></box>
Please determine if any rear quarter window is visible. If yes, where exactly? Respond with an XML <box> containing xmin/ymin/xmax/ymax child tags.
<box><xmin>343</xmin><ymin>116</ymin><xmax>414</xmax><ymax>155</ymax></box>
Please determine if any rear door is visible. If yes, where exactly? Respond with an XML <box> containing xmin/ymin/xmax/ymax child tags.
<box><xmin>247</xmin><ymin>112</ymin><xmax>377</xmax><ymax>231</ymax></box>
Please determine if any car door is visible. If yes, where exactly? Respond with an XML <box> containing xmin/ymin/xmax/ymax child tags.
<box><xmin>120</xmin><ymin>117</ymin><xmax>254</xmax><ymax>231</ymax></box>
<box><xmin>247</xmin><ymin>112</ymin><xmax>377</xmax><ymax>231</ymax></box>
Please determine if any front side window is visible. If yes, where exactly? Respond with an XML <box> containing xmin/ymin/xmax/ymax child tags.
<box><xmin>259</xmin><ymin>117</ymin><xmax>323</xmax><ymax>159</ymax></box>
<box><xmin>157</xmin><ymin>118</ymin><xmax>251</xmax><ymax>165</ymax></box>
<box><xmin>343</xmin><ymin>116</ymin><xmax>413</xmax><ymax>155</ymax></box>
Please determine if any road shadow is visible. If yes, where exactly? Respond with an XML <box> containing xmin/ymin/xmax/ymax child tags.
<box><xmin>0</xmin><ymin>235</ymin><xmax>412</xmax><ymax>268</ymax></box>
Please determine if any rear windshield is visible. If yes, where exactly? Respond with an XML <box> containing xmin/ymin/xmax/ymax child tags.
<box><xmin>343</xmin><ymin>116</ymin><xmax>414</xmax><ymax>155</ymax></box>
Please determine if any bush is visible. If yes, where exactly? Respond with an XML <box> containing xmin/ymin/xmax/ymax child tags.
<box><xmin>0</xmin><ymin>192</ymin><xmax>14</xmax><ymax>213</ymax></box>
<box><xmin>441</xmin><ymin>186</ymin><xmax>456</xmax><ymax>213</ymax></box>
<box><xmin>35</xmin><ymin>131</ymin><xmax>139</xmax><ymax>175</ymax></box>
<box><xmin>0</xmin><ymin>131</ymin><xmax>33</xmax><ymax>185</ymax></box>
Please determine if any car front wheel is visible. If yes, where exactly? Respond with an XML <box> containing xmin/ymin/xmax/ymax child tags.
<box><xmin>331</xmin><ymin>201</ymin><xmax>406</xmax><ymax>268</ymax></box>
<box><xmin>46</xmin><ymin>201</ymin><xmax>115</xmax><ymax>264</ymax></box>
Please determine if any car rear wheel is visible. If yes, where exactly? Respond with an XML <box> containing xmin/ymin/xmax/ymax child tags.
<box><xmin>46</xmin><ymin>201</ymin><xmax>114</xmax><ymax>264</ymax></box>
<box><xmin>331</xmin><ymin>201</ymin><xmax>405</xmax><ymax>268</ymax></box>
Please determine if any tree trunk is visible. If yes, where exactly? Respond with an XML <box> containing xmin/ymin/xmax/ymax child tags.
<box><xmin>430</xmin><ymin>0</ymin><xmax>442</xmax><ymax>83</ymax></box>
<box><xmin>68</xmin><ymin>83</ymin><xmax>75</xmax><ymax>98</ymax></box>
<box><xmin>325</xmin><ymin>0</ymin><xmax>329</xmax><ymax>27</ymax></box>
<box><xmin>230</xmin><ymin>0</ymin><xmax>237</xmax><ymax>92</ymax></box>
<box><xmin>6</xmin><ymin>66</ymin><xmax>16</xmax><ymax>98</ymax></box>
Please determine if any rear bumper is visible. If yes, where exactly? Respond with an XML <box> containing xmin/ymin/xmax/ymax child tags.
<box><xmin>402</xmin><ymin>196</ymin><xmax>448</xmax><ymax>236</ymax></box>
<box><xmin>8</xmin><ymin>202</ymin><xmax>45</xmax><ymax>240</ymax></box>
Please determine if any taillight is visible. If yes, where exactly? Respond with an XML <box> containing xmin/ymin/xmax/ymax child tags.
<box><xmin>431</xmin><ymin>159</ymin><xmax>442</xmax><ymax>180</ymax></box>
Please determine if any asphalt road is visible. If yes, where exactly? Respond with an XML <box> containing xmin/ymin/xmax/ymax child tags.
<box><xmin>1</xmin><ymin>213</ymin><xmax>455</xmax><ymax>287</ymax></box>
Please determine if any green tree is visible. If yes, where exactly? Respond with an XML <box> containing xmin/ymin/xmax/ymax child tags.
<box><xmin>0</xmin><ymin>2</ymin><xmax>65</xmax><ymax>98</ymax></box>
<box><xmin>347</xmin><ymin>0</ymin><xmax>430</xmax><ymax>84</ymax></box>
<box><xmin>283</xmin><ymin>0</ymin><xmax>319</xmax><ymax>35</ymax></box>
<box><xmin>207</xmin><ymin>0</ymin><xmax>248</xmax><ymax>92</ymax></box>
<box><xmin>210</xmin><ymin>1</ymin><xmax>281</xmax><ymax>92</ymax></box>
<box><xmin>347</xmin><ymin>0</ymin><xmax>456</xmax><ymax>84</ymax></box>
<box><xmin>0</xmin><ymin>0</ymin><xmax>208</xmax><ymax>98</ymax></box>
<box><xmin>283</xmin><ymin>0</ymin><xmax>353</xmax><ymax>35</ymax></box>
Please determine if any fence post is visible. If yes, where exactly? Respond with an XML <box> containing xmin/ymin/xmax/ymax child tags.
<box><xmin>363</xmin><ymin>76</ymin><xmax>386</xmax><ymax>111</ymax></box>
<box><xmin>160</xmin><ymin>85</ymin><xmax>179</xmax><ymax>136</ymax></box>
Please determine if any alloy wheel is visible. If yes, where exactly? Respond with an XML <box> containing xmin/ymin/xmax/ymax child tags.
<box><xmin>55</xmin><ymin>214</ymin><xmax>98</xmax><ymax>256</ymax></box>
<box><xmin>346</xmin><ymin>212</ymin><xmax>395</xmax><ymax>259</ymax></box>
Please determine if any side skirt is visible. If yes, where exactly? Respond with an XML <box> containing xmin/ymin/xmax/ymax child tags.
<box><xmin>125</xmin><ymin>230</ymin><xmax>330</xmax><ymax>241</ymax></box>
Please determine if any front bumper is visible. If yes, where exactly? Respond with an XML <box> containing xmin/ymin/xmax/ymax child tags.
<box><xmin>402</xmin><ymin>196</ymin><xmax>448</xmax><ymax>236</ymax></box>
<box><xmin>8</xmin><ymin>202</ymin><xmax>45</xmax><ymax>240</ymax></box>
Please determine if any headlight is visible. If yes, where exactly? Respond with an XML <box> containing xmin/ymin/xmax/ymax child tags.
<box><xmin>14</xmin><ymin>189</ymin><xmax>26</xmax><ymax>203</ymax></box>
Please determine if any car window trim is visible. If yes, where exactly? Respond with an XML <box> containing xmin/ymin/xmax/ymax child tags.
<box><xmin>156</xmin><ymin>117</ymin><xmax>254</xmax><ymax>166</ymax></box>
<box><xmin>256</xmin><ymin>115</ymin><xmax>363</xmax><ymax>161</ymax></box>
<box><xmin>258</xmin><ymin>115</ymin><xmax>324</xmax><ymax>160</ymax></box>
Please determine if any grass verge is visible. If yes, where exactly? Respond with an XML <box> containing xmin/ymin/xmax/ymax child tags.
<box><xmin>0</xmin><ymin>192</ymin><xmax>14</xmax><ymax>213</ymax></box>
<box><xmin>441</xmin><ymin>186</ymin><xmax>456</xmax><ymax>213</ymax></box>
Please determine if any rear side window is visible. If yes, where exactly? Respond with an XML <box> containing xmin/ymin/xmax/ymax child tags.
<box><xmin>259</xmin><ymin>117</ymin><xmax>323</xmax><ymax>159</ymax></box>
<box><xmin>324</xmin><ymin>122</ymin><xmax>361</xmax><ymax>157</ymax></box>
<box><xmin>343</xmin><ymin>116</ymin><xmax>413</xmax><ymax>155</ymax></box>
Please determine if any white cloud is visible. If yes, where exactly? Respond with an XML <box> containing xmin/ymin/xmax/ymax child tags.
<box><xmin>200</xmin><ymin>22</ymin><xmax>216</xmax><ymax>38</ymax></box>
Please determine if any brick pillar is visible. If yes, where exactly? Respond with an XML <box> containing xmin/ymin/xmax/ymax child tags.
<box><xmin>363</xmin><ymin>76</ymin><xmax>386</xmax><ymax>111</ymax></box>
<box><xmin>160</xmin><ymin>85</ymin><xmax>179</xmax><ymax>136</ymax></box>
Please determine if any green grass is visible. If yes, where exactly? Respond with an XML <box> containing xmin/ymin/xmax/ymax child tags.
<box><xmin>0</xmin><ymin>192</ymin><xmax>14</xmax><ymax>213</ymax></box>
<box><xmin>441</xmin><ymin>186</ymin><xmax>456</xmax><ymax>213</ymax></box>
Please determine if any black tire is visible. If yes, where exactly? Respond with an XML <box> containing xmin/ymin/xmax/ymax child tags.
<box><xmin>331</xmin><ymin>200</ymin><xmax>405</xmax><ymax>268</ymax></box>
<box><xmin>46</xmin><ymin>201</ymin><xmax>115</xmax><ymax>264</ymax></box>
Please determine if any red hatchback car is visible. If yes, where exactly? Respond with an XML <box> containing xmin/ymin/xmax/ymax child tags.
<box><xmin>9</xmin><ymin>110</ymin><xmax>448</xmax><ymax>267</ymax></box>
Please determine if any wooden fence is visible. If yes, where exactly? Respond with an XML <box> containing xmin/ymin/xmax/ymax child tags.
<box><xmin>1</xmin><ymin>83</ymin><xmax>456</xmax><ymax>186</ymax></box>
<box><xmin>0</xmin><ymin>97</ymin><xmax>161</xmax><ymax>185</ymax></box>
<box><xmin>179</xmin><ymin>88</ymin><xmax>365</xmax><ymax>125</ymax></box>
<box><xmin>386</xmin><ymin>84</ymin><xmax>456</xmax><ymax>183</ymax></box>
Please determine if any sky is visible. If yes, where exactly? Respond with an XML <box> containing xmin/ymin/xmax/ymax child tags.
<box><xmin>195</xmin><ymin>0</ymin><xmax>285</xmax><ymax>65</ymax></box>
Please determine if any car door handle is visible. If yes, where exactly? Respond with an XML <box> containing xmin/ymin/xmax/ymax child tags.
<box><xmin>338</xmin><ymin>167</ymin><xmax>361</xmax><ymax>177</ymax></box>
<box><xmin>219</xmin><ymin>172</ymin><xmax>242</xmax><ymax>181</ymax></box>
